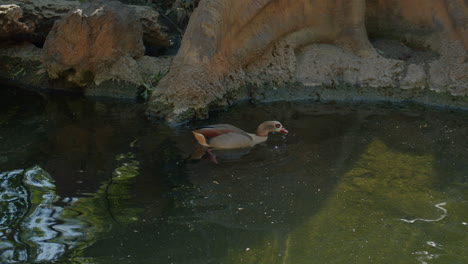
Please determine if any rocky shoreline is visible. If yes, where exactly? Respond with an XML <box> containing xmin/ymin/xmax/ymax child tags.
<box><xmin>1</xmin><ymin>0</ymin><xmax>467</xmax><ymax>123</ymax></box>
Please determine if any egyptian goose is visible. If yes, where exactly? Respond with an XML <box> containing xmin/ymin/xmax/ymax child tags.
<box><xmin>192</xmin><ymin>121</ymin><xmax>288</xmax><ymax>149</ymax></box>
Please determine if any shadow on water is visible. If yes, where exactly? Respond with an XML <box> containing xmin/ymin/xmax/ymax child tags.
<box><xmin>0</xmin><ymin>87</ymin><xmax>467</xmax><ymax>263</ymax></box>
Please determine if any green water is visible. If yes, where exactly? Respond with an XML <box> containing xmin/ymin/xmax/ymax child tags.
<box><xmin>1</xmin><ymin>87</ymin><xmax>467</xmax><ymax>264</ymax></box>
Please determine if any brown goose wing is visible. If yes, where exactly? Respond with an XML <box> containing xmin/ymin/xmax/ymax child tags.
<box><xmin>194</xmin><ymin>124</ymin><xmax>252</xmax><ymax>140</ymax></box>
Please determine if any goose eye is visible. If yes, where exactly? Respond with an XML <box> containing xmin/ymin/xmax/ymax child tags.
<box><xmin>275</xmin><ymin>123</ymin><xmax>281</xmax><ymax>128</ymax></box>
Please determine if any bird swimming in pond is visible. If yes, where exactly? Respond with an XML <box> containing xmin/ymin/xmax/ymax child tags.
<box><xmin>192</xmin><ymin>121</ymin><xmax>288</xmax><ymax>149</ymax></box>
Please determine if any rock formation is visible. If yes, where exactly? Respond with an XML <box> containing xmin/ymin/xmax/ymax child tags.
<box><xmin>133</xmin><ymin>5</ymin><xmax>170</xmax><ymax>48</ymax></box>
<box><xmin>366</xmin><ymin>0</ymin><xmax>467</xmax><ymax>51</ymax></box>
<box><xmin>42</xmin><ymin>1</ymin><xmax>145</xmax><ymax>85</ymax></box>
<box><xmin>147</xmin><ymin>0</ymin><xmax>468</xmax><ymax>123</ymax></box>
<box><xmin>1</xmin><ymin>0</ymin><xmax>467</xmax><ymax>121</ymax></box>
<box><xmin>0</xmin><ymin>4</ymin><xmax>33</xmax><ymax>41</ymax></box>
<box><xmin>0</xmin><ymin>0</ymin><xmax>77</xmax><ymax>45</ymax></box>
<box><xmin>0</xmin><ymin>0</ymin><xmax>169</xmax><ymax>48</ymax></box>
<box><xmin>0</xmin><ymin>0</ymin><xmax>171</xmax><ymax>100</ymax></box>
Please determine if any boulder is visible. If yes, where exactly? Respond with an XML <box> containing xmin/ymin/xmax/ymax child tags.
<box><xmin>0</xmin><ymin>0</ymin><xmax>80</xmax><ymax>45</ymax></box>
<box><xmin>133</xmin><ymin>5</ymin><xmax>169</xmax><ymax>48</ymax></box>
<box><xmin>0</xmin><ymin>4</ymin><xmax>33</xmax><ymax>42</ymax></box>
<box><xmin>0</xmin><ymin>1</ymin><xmax>172</xmax><ymax>101</ymax></box>
<box><xmin>42</xmin><ymin>0</ymin><xmax>145</xmax><ymax>87</ymax></box>
<box><xmin>0</xmin><ymin>0</ymin><xmax>169</xmax><ymax>48</ymax></box>
<box><xmin>147</xmin><ymin>0</ymin><xmax>375</xmax><ymax>122</ymax></box>
<box><xmin>0</xmin><ymin>0</ymin><xmax>172</xmax><ymax>101</ymax></box>
<box><xmin>366</xmin><ymin>0</ymin><xmax>468</xmax><ymax>51</ymax></box>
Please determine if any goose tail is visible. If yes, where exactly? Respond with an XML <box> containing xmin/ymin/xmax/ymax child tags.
<box><xmin>192</xmin><ymin>131</ymin><xmax>209</xmax><ymax>147</ymax></box>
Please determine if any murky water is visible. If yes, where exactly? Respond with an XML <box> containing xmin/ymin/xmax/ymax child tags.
<box><xmin>1</xmin><ymin>87</ymin><xmax>467</xmax><ymax>264</ymax></box>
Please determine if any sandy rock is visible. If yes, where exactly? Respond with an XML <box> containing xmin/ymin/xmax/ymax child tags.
<box><xmin>148</xmin><ymin>0</ymin><xmax>467</xmax><ymax>123</ymax></box>
<box><xmin>0</xmin><ymin>4</ymin><xmax>32</xmax><ymax>41</ymax></box>
<box><xmin>94</xmin><ymin>56</ymin><xmax>144</xmax><ymax>86</ymax></box>
<box><xmin>366</xmin><ymin>0</ymin><xmax>468</xmax><ymax>52</ymax></box>
<box><xmin>149</xmin><ymin>0</ymin><xmax>373</xmax><ymax>122</ymax></box>
<box><xmin>428</xmin><ymin>43</ymin><xmax>468</xmax><ymax>96</ymax></box>
<box><xmin>296</xmin><ymin>42</ymin><xmax>466</xmax><ymax>96</ymax></box>
<box><xmin>83</xmin><ymin>55</ymin><xmax>172</xmax><ymax>100</ymax></box>
<box><xmin>91</xmin><ymin>55</ymin><xmax>172</xmax><ymax>89</ymax></box>
<box><xmin>137</xmin><ymin>55</ymin><xmax>172</xmax><ymax>78</ymax></box>
<box><xmin>42</xmin><ymin>0</ymin><xmax>145</xmax><ymax>86</ymax></box>
<box><xmin>295</xmin><ymin>44</ymin><xmax>403</xmax><ymax>88</ymax></box>
<box><xmin>133</xmin><ymin>5</ymin><xmax>169</xmax><ymax>48</ymax></box>
<box><xmin>401</xmin><ymin>64</ymin><xmax>426</xmax><ymax>90</ymax></box>
<box><xmin>242</xmin><ymin>39</ymin><xmax>297</xmax><ymax>86</ymax></box>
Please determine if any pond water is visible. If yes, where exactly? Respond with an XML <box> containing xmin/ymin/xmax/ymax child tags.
<box><xmin>1</xmin><ymin>87</ymin><xmax>467</xmax><ymax>264</ymax></box>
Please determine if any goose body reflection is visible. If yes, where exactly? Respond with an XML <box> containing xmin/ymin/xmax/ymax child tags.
<box><xmin>191</xmin><ymin>144</ymin><xmax>256</xmax><ymax>163</ymax></box>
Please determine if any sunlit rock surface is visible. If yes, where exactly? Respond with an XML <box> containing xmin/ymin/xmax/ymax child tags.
<box><xmin>147</xmin><ymin>0</ymin><xmax>467</xmax><ymax>123</ymax></box>
<box><xmin>42</xmin><ymin>0</ymin><xmax>144</xmax><ymax>85</ymax></box>
<box><xmin>39</xmin><ymin>0</ymin><xmax>173</xmax><ymax>99</ymax></box>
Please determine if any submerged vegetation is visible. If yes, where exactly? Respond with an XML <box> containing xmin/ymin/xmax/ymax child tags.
<box><xmin>140</xmin><ymin>70</ymin><xmax>168</xmax><ymax>101</ymax></box>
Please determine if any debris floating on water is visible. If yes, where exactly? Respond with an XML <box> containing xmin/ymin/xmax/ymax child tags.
<box><xmin>400</xmin><ymin>202</ymin><xmax>447</xmax><ymax>223</ymax></box>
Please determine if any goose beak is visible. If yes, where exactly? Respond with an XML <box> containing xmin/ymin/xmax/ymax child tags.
<box><xmin>280</xmin><ymin>128</ymin><xmax>289</xmax><ymax>134</ymax></box>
